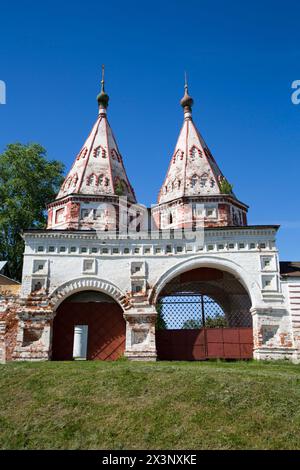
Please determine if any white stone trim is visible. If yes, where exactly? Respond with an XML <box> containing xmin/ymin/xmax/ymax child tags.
<box><xmin>23</xmin><ymin>226</ymin><xmax>278</xmax><ymax>241</ymax></box>
<box><xmin>49</xmin><ymin>277</ymin><xmax>129</xmax><ymax>311</ymax></box>
<box><xmin>150</xmin><ymin>254</ymin><xmax>261</xmax><ymax>307</ymax></box>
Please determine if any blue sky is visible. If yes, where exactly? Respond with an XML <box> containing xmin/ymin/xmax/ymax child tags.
<box><xmin>0</xmin><ymin>0</ymin><xmax>299</xmax><ymax>260</ymax></box>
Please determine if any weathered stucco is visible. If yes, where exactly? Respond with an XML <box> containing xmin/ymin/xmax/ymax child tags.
<box><xmin>0</xmin><ymin>80</ymin><xmax>298</xmax><ymax>363</ymax></box>
<box><xmin>0</xmin><ymin>225</ymin><xmax>299</xmax><ymax>362</ymax></box>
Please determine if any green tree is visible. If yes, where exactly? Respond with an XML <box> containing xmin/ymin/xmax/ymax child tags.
<box><xmin>156</xmin><ymin>300</ymin><xmax>167</xmax><ymax>330</ymax></box>
<box><xmin>115</xmin><ymin>181</ymin><xmax>124</xmax><ymax>196</ymax></box>
<box><xmin>182</xmin><ymin>319</ymin><xmax>202</xmax><ymax>329</ymax></box>
<box><xmin>182</xmin><ymin>315</ymin><xmax>228</xmax><ymax>329</ymax></box>
<box><xmin>205</xmin><ymin>315</ymin><xmax>228</xmax><ymax>328</ymax></box>
<box><xmin>219</xmin><ymin>177</ymin><xmax>233</xmax><ymax>194</ymax></box>
<box><xmin>0</xmin><ymin>143</ymin><xmax>65</xmax><ymax>280</ymax></box>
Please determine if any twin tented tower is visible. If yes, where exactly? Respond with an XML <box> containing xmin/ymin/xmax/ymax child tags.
<box><xmin>47</xmin><ymin>71</ymin><xmax>247</xmax><ymax>233</ymax></box>
<box><xmin>1</xmin><ymin>71</ymin><xmax>300</xmax><ymax>363</ymax></box>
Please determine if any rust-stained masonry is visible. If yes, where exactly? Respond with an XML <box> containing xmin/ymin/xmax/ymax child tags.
<box><xmin>1</xmin><ymin>76</ymin><xmax>299</xmax><ymax>363</ymax></box>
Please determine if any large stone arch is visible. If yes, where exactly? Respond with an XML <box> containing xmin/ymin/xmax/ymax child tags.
<box><xmin>49</xmin><ymin>277</ymin><xmax>130</xmax><ymax>313</ymax></box>
<box><xmin>153</xmin><ymin>256</ymin><xmax>257</xmax><ymax>361</ymax></box>
<box><xmin>150</xmin><ymin>255</ymin><xmax>261</xmax><ymax>309</ymax></box>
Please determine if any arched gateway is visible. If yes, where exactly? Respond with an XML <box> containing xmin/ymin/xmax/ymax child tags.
<box><xmin>154</xmin><ymin>267</ymin><xmax>253</xmax><ymax>360</ymax></box>
<box><xmin>51</xmin><ymin>291</ymin><xmax>126</xmax><ymax>360</ymax></box>
<box><xmin>49</xmin><ymin>278</ymin><xmax>128</xmax><ymax>361</ymax></box>
<box><xmin>1</xmin><ymin>75</ymin><xmax>297</xmax><ymax>364</ymax></box>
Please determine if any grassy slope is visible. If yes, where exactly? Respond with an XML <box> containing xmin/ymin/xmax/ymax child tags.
<box><xmin>0</xmin><ymin>360</ymin><xmax>300</xmax><ymax>450</ymax></box>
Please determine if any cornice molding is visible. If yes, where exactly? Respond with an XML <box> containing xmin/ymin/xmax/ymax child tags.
<box><xmin>153</xmin><ymin>194</ymin><xmax>249</xmax><ymax>211</ymax></box>
<box><xmin>22</xmin><ymin>225</ymin><xmax>279</xmax><ymax>241</ymax></box>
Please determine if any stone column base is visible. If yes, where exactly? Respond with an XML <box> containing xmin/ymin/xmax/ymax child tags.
<box><xmin>124</xmin><ymin>351</ymin><xmax>157</xmax><ymax>362</ymax></box>
<box><xmin>0</xmin><ymin>321</ymin><xmax>6</xmax><ymax>364</ymax></box>
<box><xmin>123</xmin><ymin>305</ymin><xmax>157</xmax><ymax>362</ymax></box>
<box><xmin>11</xmin><ymin>314</ymin><xmax>53</xmax><ymax>361</ymax></box>
<box><xmin>254</xmin><ymin>347</ymin><xmax>299</xmax><ymax>363</ymax></box>
<box><xmin>12</xmin><ymin>350</ymin><xmax>51</xmax><ymax>361</ymax></box>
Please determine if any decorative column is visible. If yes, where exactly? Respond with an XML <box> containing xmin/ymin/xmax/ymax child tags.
<box><xmin>12</xmin><ymin>299</ymin><xmax>54</xmax><ymax>361</ymax></box>
<box><xmin>251</xmin><ymin>307</ymin><xmax>297</xmax><ymax>362</ymax></box>
<box><xmin>0</xmin><ymin>294</ymin><xmax>20</xmax><ymax>362</ymax></box>
<box><xmin>0</xmin><ymin>321</ymin><xmax>6</xmax><ymax>363</ymax></box>
<box><xmin>123</xmin><ymin>304</ymin><xmax>157</xmax><ymax>361</ymax></box>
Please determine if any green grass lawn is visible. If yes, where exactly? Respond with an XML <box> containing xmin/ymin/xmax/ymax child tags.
<box><xmin>1</xmin><ymin>360</ymin><xmax>300</xmax><ymax>450</ymax></box>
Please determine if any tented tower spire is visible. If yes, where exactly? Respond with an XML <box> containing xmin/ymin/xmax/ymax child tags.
<box><xmin>156</xmin><ymin>76</ymin><xmax>248</xmax><ymax>228</ymax></box>
<box><xmin>47</xmin><ymin>70</ymin><xmax>137</xmax><ymax>230</ymax></box>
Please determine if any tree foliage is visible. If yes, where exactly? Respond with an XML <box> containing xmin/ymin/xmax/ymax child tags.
<box><xmin>114</xmin><ymin>181</ymin><xmax>124</xmax><ymax>196</ymax></box>
<box><xmin>182</xmin><ymin>315</ymin><xmax>227</xmax><ymax>329</ymax></box>
<box><xmin>182</xmin><ymin>319</ymin><xmax>202</xmax><ymax>329</ymax></box>
<box><xmin>219</xmin><ymin>177</ymin><xmax>233</xmax><ymax>194</ymax></box>
<box><xmin>156</xmin><ymin>300</ymin><xmax>167</xmax><ymax>330</ymax></box>
<box><xmin>205</xmin><ymin>315</ymin><xmax>227</xmax><ymax>328</ymax></box>
<box><xmin>0</xmin><ymin>143</ymin><xmax>65</xmax><ymax>280</ymax></box>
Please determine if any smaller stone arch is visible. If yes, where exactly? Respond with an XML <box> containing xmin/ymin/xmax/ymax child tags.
<box><xmin>50</xmin><ymin>278</ymin><xmax>129</xmax><ymax>361</ymax></box>
<box><xmin>49</xmin><ymin>277</ymin><xmax>130</xmax><ymax>312</ymax></box>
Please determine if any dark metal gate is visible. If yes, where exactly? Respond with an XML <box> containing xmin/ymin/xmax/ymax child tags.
<box><xmin>155</xmin><ymin>269</ymin><xmax>253</xmax><ymax>361</ymax></box>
